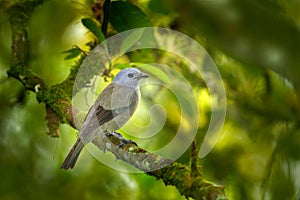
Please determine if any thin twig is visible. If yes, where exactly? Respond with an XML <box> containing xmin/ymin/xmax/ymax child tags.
<box><xmin>101</xmin><ymin>0</ymin><xmax>111</xmax><ymax>36</ymax></box>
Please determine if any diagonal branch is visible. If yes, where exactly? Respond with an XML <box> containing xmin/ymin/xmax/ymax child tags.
<box><xmin>93</xmin><ymin>134</ymin><xmax>226</xmax><ymax>200</ymax></box>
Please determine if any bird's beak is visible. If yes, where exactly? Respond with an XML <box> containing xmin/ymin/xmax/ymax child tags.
<box><xmin>138</xmin><ymin>72</ymin><xmax>149</xmax><ymax>79</ymax></box>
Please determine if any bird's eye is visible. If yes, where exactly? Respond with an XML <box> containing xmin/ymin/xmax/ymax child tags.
<box><xmin>128</xmin><ymin>73</ymin><xmax>134</xmax><ymax>78</ymax></box>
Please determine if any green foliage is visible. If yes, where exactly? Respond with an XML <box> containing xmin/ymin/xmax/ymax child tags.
<box><xmin>133</xmin><ymin>63</ymin><xmax>170</xmax><ymax>84</ymax></box>
<box><xmin>109</xmin><ymin>1</ymin><xmax>152</xmax><ymax>32</ymax></box>
<box><xmin>148</xmin><ymin>0</ymin><xmax>172</xmax><ymax>15</ymax></box>
<box><xmin>63</xmin><ymin>46</ymin><xmax>84</xmax><ymax>60</ymax></box>
<box><xmin>81</xmin><ymin>18</ymin><xmax>105</xmax><ymax>42</ymax></box>
<box><xmin>120</xmin><ymin>28</ymin><xmax>144</xmax><ymax>54</ymax></box>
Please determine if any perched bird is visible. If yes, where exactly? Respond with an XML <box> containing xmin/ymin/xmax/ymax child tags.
<box><xmin>61</xmin><ymin>68</ymin><xmax>148</xmax><ymax>170</ymax></box>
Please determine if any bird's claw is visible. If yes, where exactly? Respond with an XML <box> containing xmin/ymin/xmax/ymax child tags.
<box><xmin>105</xmin><ymin>132</ymin><xmax>138</xmax><ymax>148</ymax></box>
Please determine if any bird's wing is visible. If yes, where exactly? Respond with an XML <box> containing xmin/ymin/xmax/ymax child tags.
<box><xmin>99</xmin><ymin>83</ymin><xmax>139</xmax><ymax>110</ymax></box>
<box><xmin>79</xmin><ymin>83</ymin><xmax>139</xmax><ymax>137</ymax></box>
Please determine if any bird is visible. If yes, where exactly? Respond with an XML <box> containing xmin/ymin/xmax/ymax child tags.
<box><xmin>61</xmin><ymin>68</ymin><xmax>148</xmax><ymax>170</ymax></box>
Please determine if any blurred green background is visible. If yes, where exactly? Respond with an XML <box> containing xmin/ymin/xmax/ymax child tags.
<box><xmin>1</xmin><ymin>0</ymin><xmax>300</xmax><ymax>199</ymax></box>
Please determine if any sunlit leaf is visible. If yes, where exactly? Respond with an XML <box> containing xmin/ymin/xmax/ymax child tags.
<box><xmin>120</xmin><ymin>28</ymin><xmax>144</xmax><ymax>54</ymax></box>
<box><xmin>81</xmin><ymin>18</ymin><xmax>105</xmax><ymax>42</ymax></box>
<box><xmin>114</xmin><ymin>63</ymin><xmax>131</xmax><ymax>70</ymax></box>
<box><xmin>62</xmin><ymin>46</ymin><xmax>83</xmax><ymax>60</ymax></box>
<box><xmin>132</xmin><ymin>63</ymin><xmax>170</xmax><ymax>84</ymax></box>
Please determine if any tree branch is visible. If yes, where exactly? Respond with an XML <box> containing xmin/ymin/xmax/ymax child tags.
<box><xmin>93</xmin><ymin>134</ymin><xmax>226</xmax><ymax>200</ymax></box>
<box><xmin>6</xmin><ymin>0</ymin><xmax>75</xmax><ymax>135</ymax></box>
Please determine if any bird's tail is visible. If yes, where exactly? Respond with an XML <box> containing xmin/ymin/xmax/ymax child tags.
<box><xmin>61</xmin><ymin>138</ymin><xmax>84</xmax><ymax>170</ymax></box>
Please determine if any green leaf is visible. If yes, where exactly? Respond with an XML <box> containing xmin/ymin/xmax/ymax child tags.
<box><xmin>81</xmin><ymin>18</ymin><xmax>105</xmax><ymax>42</ymax></box>
<box><xmin>120</xmin><ymin>28</ymin><xmax>145</xmax><ymax>54</ymax></box>
<box><xmin>114</xmin><ymin>63</ymin><xmax>131</xmax><ymax>70</ymax></box>
<box><xmin>110</xmin><ymin>1</ymin><xmax>152</xmax><ymax>32</ymax></box>
<box><xmin>62</xmin><ymin>46</ymin><xmax>83</xmax><ymax>60</ymax></box>
<box><xmin>132</xmin><ymin>63</ymin><xmax>170</xmax><ymax>84</ymax></box>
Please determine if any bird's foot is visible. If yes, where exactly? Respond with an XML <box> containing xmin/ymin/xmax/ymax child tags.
<box><xmin>105</xmin><ymin>132</ymin><xmax>137</xmax><ymax>148</ymax></box>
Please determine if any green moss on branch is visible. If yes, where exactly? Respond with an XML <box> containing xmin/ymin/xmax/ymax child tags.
<box><xmin>92</xmin><ymin>134</ymin><xmax>226</xmax><ymax>200</ymax></box>
<box><xmin>7</xmin><ymin>64</ymin><xmax>46</xmax><ymax>92</ymax></box>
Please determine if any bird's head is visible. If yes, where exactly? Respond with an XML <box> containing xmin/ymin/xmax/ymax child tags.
<box><xmin>113</xmin><ymin>68</ymin><xmax>148</xmax><ymax>88</ymax></box>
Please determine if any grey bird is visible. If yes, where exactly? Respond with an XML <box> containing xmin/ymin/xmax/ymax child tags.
<box><xmin>61</xmin><ymin>68</ymin><xmax>148</xmax><ymax>169</ymax></box>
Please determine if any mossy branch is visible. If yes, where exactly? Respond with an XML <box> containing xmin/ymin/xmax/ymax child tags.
<box><xmin>6</xmin><ymin>1</ymin><xmax>226</xmax><ymax>199</ymax></box>
<box><xmin>7</xmin><ymin>0</ymin><xmax>75</xmax><ymax>135</ymax></box>
<box><xmin>93</xmin><ymin>134</ymin><xmax>226</xmax><ymax>200</ymax></box>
